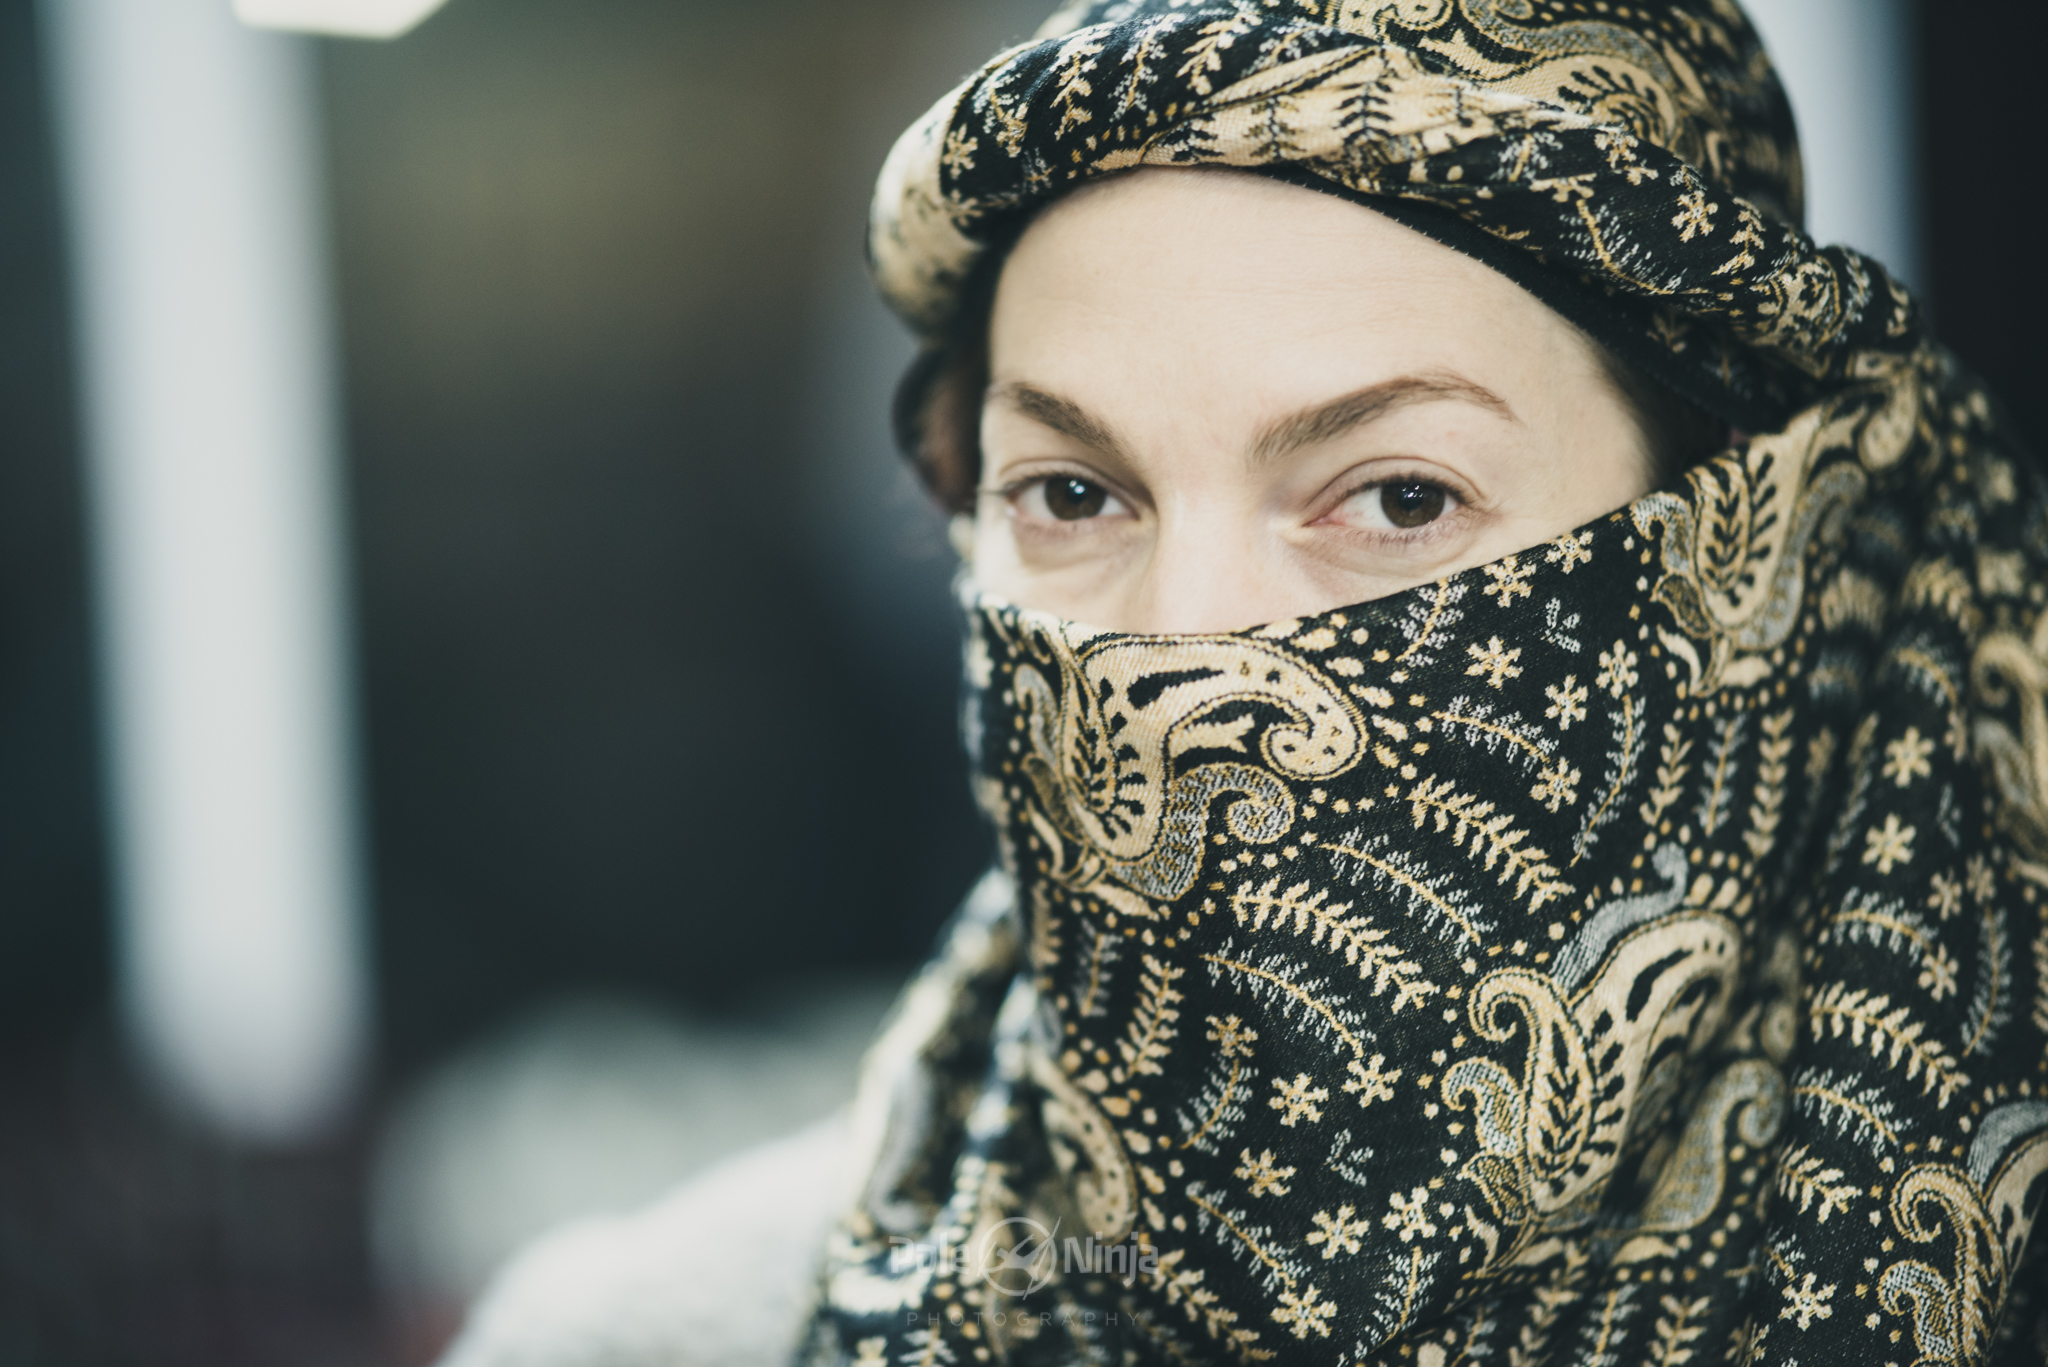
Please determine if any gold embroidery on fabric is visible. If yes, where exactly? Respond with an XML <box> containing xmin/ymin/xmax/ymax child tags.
<box><xmin>816</xmin><ymin>4</ymin><xmax>2048</xmax><ymax>1363</ymax></box>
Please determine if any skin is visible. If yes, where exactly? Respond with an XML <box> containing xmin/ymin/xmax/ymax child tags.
<box><xmin>969</xmin><ymin>167</ymin><xmax>1658</xmax><ymax>634</ymax></box>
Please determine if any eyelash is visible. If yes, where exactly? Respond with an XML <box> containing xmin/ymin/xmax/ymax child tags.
<box><xmin>1320</xmin><ymin>469</ymin><xmax>1468</xmax><ymax>533</ymax></box>
<box><xmin>992</xmin><ymin>471</ymin><xmax>1134</xmax><ymax>520</ymax></box>
<box><xmin>991</xmin><ymin>466</ymin><xmax>1471</xmax><ymax>539</ymax></box>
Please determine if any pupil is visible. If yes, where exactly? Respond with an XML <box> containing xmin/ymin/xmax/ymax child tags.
<box><xmin>1045</xmin><ymin>477</ymin><xmax>1108</xmax><ymax>521</ymax></box>
<box><xmin>1381</xmin><ymin>481</ymin><xmax>1445</xmax><ymax>529</ymax></box>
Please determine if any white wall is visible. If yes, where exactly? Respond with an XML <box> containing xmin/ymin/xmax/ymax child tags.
<box><xmin>1741</xmin><ymin>0</ymin><xmax>1920</xmax><ymax>289</ymax></box>
<box><xmin>40</xmin><ymin>0</ymin><xmax>368</xmax><ymax>1143</ymax></box>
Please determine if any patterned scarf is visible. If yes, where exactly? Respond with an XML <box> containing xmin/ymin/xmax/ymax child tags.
<box><xmin>803</xmin><ymin>4</ymin><xmax>2048</xmax><ymax>1364</ymax></box>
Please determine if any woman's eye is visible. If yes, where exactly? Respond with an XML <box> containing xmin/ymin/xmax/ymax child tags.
<box><xmin>1020</xmin><ymin>475</ymin><xmax>1123</xmax><ymax>522</ymax></box>
<box><xmin>1331</xmin><ymin>478</ymin><xmax>1456</xmax><ymax>531</ymax></box>
<box><xmin>1380</xmin><ymin>481</ymin><xmax>1447</xmax><ymax>528</ymax></box>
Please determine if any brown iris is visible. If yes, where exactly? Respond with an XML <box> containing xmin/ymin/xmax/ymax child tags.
<box><xmin>1044</xmin><ymin>476</ymin><xmax>1109</xmax><ymax>520</ymax></box>
<box><xmin>1381</xmin><ymin>481</ymin><xmax>1446</xmax><ymax>528</ymax></box>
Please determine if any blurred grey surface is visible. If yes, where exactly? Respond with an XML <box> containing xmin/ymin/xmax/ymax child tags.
<box><xmin>371</xmin><ymin>978</ymin><xmax>899</xmax><ymax>1305</ymax></box>
<box><xmin>320</xmin><ymin>0</ymin><xmax>1044</xmax><ymax>1075</ymax></box>
<box><xmin>436</xmin><ymin>1116</ymin><xmax>849</xmax><ymax>1367</ymax></box>
<box><xmin>0</xmin><ymin>1</ymin><xmax>2042</xmax><ymax>1364</ymax></box>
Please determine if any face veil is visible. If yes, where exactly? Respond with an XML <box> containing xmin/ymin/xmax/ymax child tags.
<box><xmin>802</xmin><ymin>4</ymin><xmax>2048</xmax><ymax>1365</ymax></box>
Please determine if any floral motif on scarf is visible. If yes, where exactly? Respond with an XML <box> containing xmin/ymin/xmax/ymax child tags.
<box><xmin>805</xmin><ymin>3</ymin><xmax>2048</xmax><ymax>1364</ymax></box>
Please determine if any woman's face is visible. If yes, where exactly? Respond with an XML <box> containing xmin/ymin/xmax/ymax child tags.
<box><xmin>971</xmin><ymin>168</ymin><xmax>1659</xmax><ymax>633</ymax></box>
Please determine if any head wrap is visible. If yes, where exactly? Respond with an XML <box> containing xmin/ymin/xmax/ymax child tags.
<box><xmin>804</xmin><ymin>4</ymin><xmax>2048</xmax><ymax>1365</ymax></box>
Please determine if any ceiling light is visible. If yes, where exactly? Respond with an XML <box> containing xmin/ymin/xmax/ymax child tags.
<box><xmin>233</xmin><ymin>0</ymin><xmax>450</xmax><ymax>39</ymax></box>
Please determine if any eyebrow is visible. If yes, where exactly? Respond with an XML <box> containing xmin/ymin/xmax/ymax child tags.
<box><xmin>1251</xmin><ymin>372</ymin><xmax>1518</xmax><ymax>465</ymax></box>
<box><xmin>988</xmin><ymin>382</ymin><xmax>1130</xmax><ymax>460</ymax></box>
<box><xmin>987</xmin><ymin>370</ymin><xmax>1517</xmax><ymax>468</ymax></box>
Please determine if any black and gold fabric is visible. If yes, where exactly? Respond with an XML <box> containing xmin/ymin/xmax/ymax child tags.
<box><xmin>803</xmin><ymin>3</ymin><xmax>2048</xmax><ymax>1364</ymax></box>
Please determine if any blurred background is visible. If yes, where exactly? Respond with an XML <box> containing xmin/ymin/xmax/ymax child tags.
<box><xmin>0</xmin><ymin>0</ymin><xmax>2039</xmax><ymax>1363</ymax></box>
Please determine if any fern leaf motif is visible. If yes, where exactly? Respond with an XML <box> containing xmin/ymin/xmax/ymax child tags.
<box><xmin>1822</xmin><ymin>716</ymin><xmax>1881</xmax><ymax>866</ymax></box>
<box><xmin>1173</xmin><ymin>15</ymin><xmax>1256</xmax><ymax>97</ymax></box>
<box><xmin>1076</xmin><ymin>926</ymin><xmax>1121</xmax><ymax>1019</ymax></box>
<box><xmin>1405</xmin><ymin>776</ymin><xmax>1570</xmax><ymax>910</ymax></box>
<box><xmin>1049</xmin><ymin>35</ymin><xmax>1107</xmax><ymax>137</ymax></box>
<box><xmin>1962</xmin><ymin>900</ymin><xmax>2012</xmax><ymax>1056</ymax></box>
<box><xmin>1773</xmin><ymin>1144</ymin><xmax>1859</xmax><ymax>1223</ymax></box>
<box><xmin>1694</xmin><ymin>712</ymin><xmax>1747</xmax><ymax>836</ymax></box>
<box><xmin>1324</xmin><ymin>836</ymin><xmax>1493</xmax><ymax>947</ymax></box>
<box><xmin>1791</xmin><ymin>1068</ymin><xmax>1912</xmax><ymax>1154</ymax></box>
<box><xmin>1392</xmin><ymin>580</ymin><xmax>1467</xmax><ymax>667</ymax></box>
<box><xmin>2034</xmin><ymin>926</ymin><xmax>2048</xmax><ymax>1033</ymax></box>
<box><xmin>1203</xmin><ymin>948</ymin><xmax>1367</xmax><ymax>1053</ymax></box>
<box><xmin>1649</xmin><ymin>1294</ymin><xmax>1710</xmax><ymax>1366</ymax></box>
<box><xmin>1821</xmin><ymin>891</ymin><xmax>1955</xmax><ymax>999</ymax></box>
<box><xmin>1576</xmin><ymin>695</ymin><xmax>1645</xmax><ymax>863</ymax></box>
<box><xmin>1116</xmin><ymin>955</ymin><xmax>1186</xmax><ymax>1082</ymax></box>
<box><xmin>1505</xmin><ymin>1242</ymin><xmax>1590</xmax><ymax>1367</ymax></box>
<box><xmin>1640</xmin><ymin>722</ymin><xmax>1692</xmax><ymax>826</ymax></box>
<box><xmin>1808</xmin><ymin>984</ymin><xmax>1967</xmax><ymax>1106</ymax></box>
<box><xmin>1744</xmin><ymin>708</ymin><xmax>1794</xmax><ymax>859</ymax></box>
<box><xmin>1232</xmin><ymin>877</ymin><xmax>1436</xmax><ymax>1011</ymax></box>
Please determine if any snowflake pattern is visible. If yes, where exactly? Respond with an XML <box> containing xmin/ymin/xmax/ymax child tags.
<box><xmin>814</xmin><ymin>4</ymin><xmax>2048</xmax><ymax>1364</ymax></box>
<box><xmin>1306</xmin><ymin>1205</ymin><xmax>1372</xmax><ymax>1258</ymax></box>
<box><xmin>1864</xmin><ymin>814</ymin><xmax>1917</xmax><ymax>875</ymax></box>
<box><xmin>1465</xmin><ymin>637</ymin><xmax>1524</xmax><ymax>689</ymax></box>
<box><xmin>1235</xmin><ymin>1148</ymin><xmax>1296</xmax><ymax>1197</ymax></box>
<box><xmin>1546</xmin><ymin>530</ymin><xmax>1595</xmax><ymax>573</ymax></box>
<box><xmin>1341</xmin><ymin>1052</ymin><xmax>1400</xmax><ymax>1105</ymax></box>
<box><xmin>1382</xmin><ymin>1187</ymin><xmax>1439</xmax><ymax>1243</ymax></box>
<box><xmin>1545</xmin><ymin>676</ymin><xmax>1589</xmax><ymax>730</ymax></box>
<box><xmin>1883</xmin><ymin>727</ymin><xmax>1935</xmax><ymax>786</ymax></box>
<box><xmin>1530</xmin><ymin>758</ymin><xmax>1583</xmax><ymax>813</ymax></box>
<box><xmin>1780</xmin><ymin>1273</ymin><xmax>1837</xmax><ymax>1331</ymax></box>
<box><xmin>1669</xmin><ymin>185</ymin><xmax>1718</xmax><ymax>240</ymax></box>
<box><xmin>1272</xmin><ymin>1284</ymin><xmax>1336</xmax><ymax>1339</ymax></box>
<box><xmin>1269</xmin><ymin>1073</ymin><xmax>1328</xmax><ymax>1127</ymax></box>
<box><xmin>1207</xmin><ymin>1013</ymin><xmax>1257</xmax><ymax>1058</ymax></box>
<box><xmin>1483</xmin><ymin>557</ymin><xmax>1535</xmax><ymax>604</ymax></box>
<box><xmin>1918</xmin><ymin>942</ymin><xmax>1960</xmax><ymax>1000</ymax></box>
<box><xmin>1596</xmin><ymin>641</ymin><xmax>1639</xmax><ymax>697</ymax></box>
<box><xmin>1966</xmin><ymin>853</ymin><xmax>1998</xmax><ymax>903</ymax></box>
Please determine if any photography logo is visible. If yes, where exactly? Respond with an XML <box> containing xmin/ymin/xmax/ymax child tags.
<box><xmin>972</xmin><ymin>1217</ymin><xmax>1058</xmax><ymax>1297</ymax></box>
<box><xmin>889</xmin><ymin>1224</ymin><xmax>1158</xmax><ymax>1303</ymax></box>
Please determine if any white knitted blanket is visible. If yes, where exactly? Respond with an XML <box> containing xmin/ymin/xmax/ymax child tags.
<box><xmin>437</xmin><ymin>1116</ymin><xmax>845</xmax><ymax>1367</ymax></box>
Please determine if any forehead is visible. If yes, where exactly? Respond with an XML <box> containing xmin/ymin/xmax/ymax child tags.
<box><xmin>987</xmin><ymin>168</ymin><xmax>1593</xmax><ymax>413</ymax></box>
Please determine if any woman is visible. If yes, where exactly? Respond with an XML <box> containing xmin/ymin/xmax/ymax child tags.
<box><xmin>800</xmin><ymin>2</ymin><xmax>2048</xmax><ymax>1365</ymax></box>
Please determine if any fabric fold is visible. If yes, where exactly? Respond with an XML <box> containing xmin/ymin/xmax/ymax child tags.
<box><xmin>806</xmin><ymin>4</ymin><xmax>2048</xmax><ymax>1364</ymax></box>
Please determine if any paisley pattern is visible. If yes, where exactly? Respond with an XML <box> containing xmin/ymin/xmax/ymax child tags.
<box><xmin>804</xmin><ymin>2</ymin><xmax>2048</xmax><ymax>1364</ymax></box>
<box><xmin>869</xmin><ymin>0</ymin><xmax>1903</xmax><ymax>432</ymax></box>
